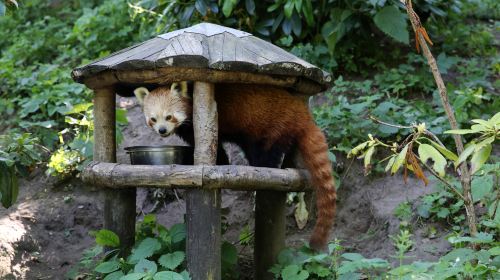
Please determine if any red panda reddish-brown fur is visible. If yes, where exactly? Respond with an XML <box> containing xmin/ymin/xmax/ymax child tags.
<box><xmin>140</xmin><ymin>83</ymin><xmax>336</xmax><ymax>250</ymax></box>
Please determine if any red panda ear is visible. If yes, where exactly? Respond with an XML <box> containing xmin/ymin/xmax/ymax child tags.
<box><xmin>171</xmin><ymin>82</ymin><xmax>190</xmax><ymax>99</ymax></box>
<box><xmin>134</xmin><ymin>87</ymin><xmax>149</xmax><ymax>105</ymax></box>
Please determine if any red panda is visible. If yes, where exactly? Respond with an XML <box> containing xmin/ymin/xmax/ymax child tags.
<box><xmin>134</xmin><ymin>82</ymin><xmax>336</xmax><ymax>250</ymax></box>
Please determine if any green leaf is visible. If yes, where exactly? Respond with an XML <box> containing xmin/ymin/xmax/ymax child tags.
<box><xmin>142</xmin><ymin>214</ymin><xmax>156</xmax><ymax>224</ymax></box>
<box><xmin>134</xmin><ymin>259</ymin><xmax>157</xmax><ymax>274</ymax></box>
<box><xmin>64</xmin><ymin>102</ymin><xmax>93</xmax><ymax>115</ymax></box>
<box><xmin>281</xmin><ymin>265</ymin><xmax>309</xmax><ymax>280</ymax></box>
<box><xmin>0</xmin><ymin>161</ymin><xmax>18</xmax><ymax>208</ymax></box>
<box><xmin>222</xmin><ymin>0</ymin><xmax>238</xmax><ymax>17</ymax></box>
<box><xmin>301</xmin><ymin>0</ymin><xmax>314</xmax><ymax>26</ymax></box>
<box><xmin>342</xmin><ymin>253</ymin><xmax>364</xmax><ymax>261</ymax></box>
<box><xmin>391</xmin><ymin>144</ymin><xmax>409</xmax><ymax>174</ymax></box>
<box><xmin>373</xmin><ymin>6</ymin><xmax>409</xmax><ymax>44</ymax></box>
<box><xmin>445</xmin><ymin>129</ymin><xmax>475</xmax><ymax>135</ymax></box>
<box><xmin>437</xmin><ymin>208</ymin><xmax>450</xmax><ymax>218</ymax></box>
<box><xmin>474</xmin><ymin>136</ymin><xmax>495</xmax><ymax>153</ymax></box>
<box><xmin>94</xmin><ymin>229</ymin><xmax>120</xmax><ymax>248</ymax></box>
<box><xmin>471</xmin><ymin>124</ymin><xmax>488</xmax><ymax>133</ymax></box>
<box><xmin>159</xmin><ymin>251</ymin><xmax>185</xmax><ymax>270</ymax></box>
<box><xmin>0</xmin><ymin>2</ymin><xmax>5</xmax><ymax>16</ymax></box>
<box><xmin>348</xmin><ymin>141</ymin><xmax>369</xmax><ymax>158</ymax></box>
<box><xmin>153</xmin><ymin>271</ymin><xmax>184</xmax><ymax>280</ymax></box>
<box><xmin>418</xmin><ymin>144</ymin><xmax>447</xmax><ymax>177</ymax></box>
<box><xmin>170</xmin><ymin>223</ymin><xmax>186</xmax><ymax>244</ymax></box>
<box><xmin>364</xmin><ymin>146</ymin><xmax>375</xmax><ymax>168</ymax></box>
<box><xmin>385</xmin><ymin>155</ymin><xmax>396</xmax><ymax>173</ymax></box>
<box><xmin>471</xmin><ymin>175</ymin><xmax>493</xmax><ymax>202</ymax></box>
<box><xmin>305</xmin><ymin>262</ymin><xmax>331</xmax><ymax>277</ymax></box>
<box><xmin>103</xmin><ymin>271</ymin><xmax>124</xmax><ymax>280</ymax></box>
<box><xmin>195</xmin><ymin>0</ymin><xmax>208</xmax><ymax>16</ymax></box>
<box><xmin>120</xmin><ymin>272</ymin><xmax>147</xmax><ymax>280</ymax></box>
<box><xmin>456</xmin><ymin>143</ymin><xmax>476</xmax><ymax>166</ymax></box>
<box><xmin>490</xmin><ymin>112</ymin><xmax>500</xmax><ymax>124</ymax></box>
<box><xmin>488</xmin><ymin>247</ymin><xmax>500</xmax><ymax>256</ymax></box>
<box><xmin>221</xmin><ymin>241</ymin><xmax>238</xmax><ymax>265</ymax></box>
<box><xmin>470</xmin><ymin>144</ymin><xmax>492</xmax><ymax>174</ymax></box>
<box><xmin>95</xmin><ymin>260</ymin><xmax>120</xmax><ymax>273</ymax></box>
<box><xmin>448</xmin><ymin>232</ymin><xmax>493</xmax><ymax>244</ymax></box>
<box><xmin>471</xmin><ymin>119</ymin><xmax>493</xmax><ymax>128</ymax></box>
<box><xmin>179</xmin><ymin>270</ymin><xmax>191</xmax><ymax>280</ymax></box>
<box><xmin>245</xmin><ymin>0</ymin><xmax>255</xmax><ymax>15</ymax></box>
<box><xmin>284</xmin><ymin>1</ymin><xmax>294</xmax><ymax>18</ymax></box>
<box><xmin>116</xmin><ymin>108</ymin><xmax>128</xmax><ymax>125</ymax></box>
<box><xmin>128</xmin><ymin>238</ymin><xmax>162</xmax><ymax>263</ymax></box>
<box><xmin>425</xmin><ymin>139</ymin><xmax>458</xmax><ymax>161</ymax></box>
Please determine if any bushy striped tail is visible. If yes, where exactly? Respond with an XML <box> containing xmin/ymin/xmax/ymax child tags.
<box><xmin>297</xmin><ymin>123</ymin><xmax>336</xmax><ymax>251</ymax></box>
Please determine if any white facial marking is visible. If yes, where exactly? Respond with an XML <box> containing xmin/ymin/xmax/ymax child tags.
<box><xmin>173</xmin><ymin>112</ymin><xmax>187</xmax><ymax>123</ymax></box>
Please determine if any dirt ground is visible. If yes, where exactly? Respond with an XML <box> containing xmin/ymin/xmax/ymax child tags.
<box><xmin>0</xmin><ymin>98</ymin><xmax>451</xmax><ymax>279</ymax></box>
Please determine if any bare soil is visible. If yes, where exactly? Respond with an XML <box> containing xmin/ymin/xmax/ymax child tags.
<box><xmin>0</xmin><ymin>98</ymin><xmax>451</xmax><ymax>279</ymax></box>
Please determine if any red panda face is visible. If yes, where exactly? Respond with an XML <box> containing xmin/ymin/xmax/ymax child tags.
<box><xmin>135</xmin><ymin>83</ymin><xmax>192</xmax><ymax>137</ymax></box>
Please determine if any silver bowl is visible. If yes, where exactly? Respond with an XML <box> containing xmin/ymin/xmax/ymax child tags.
<box><xmin>125</xmin><ymin>145</ymin><xmax>194</xmax><ymax>165</ymax></box>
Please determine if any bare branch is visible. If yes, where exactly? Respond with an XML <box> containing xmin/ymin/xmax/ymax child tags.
<box><xmin>369</xmin><ymin>115</ymin><xmax>413</xmax><ymax>129</ymax></box>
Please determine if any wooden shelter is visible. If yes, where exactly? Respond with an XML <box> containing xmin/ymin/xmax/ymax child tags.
<box><xmin>73</xmin><ymin>22</ymin><xmax>331</xmax><ymax>280</ymax></box>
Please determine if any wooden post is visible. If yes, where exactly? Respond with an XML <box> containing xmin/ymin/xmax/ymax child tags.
<box><xmin>254</xmin><ymin>144</ymin><xmax>300</xmax><ymax>279</ymax></box>
<box><xmin>186</xmin><ymin>82</ymin><xmax>221</xmax><ymax>280</ymax></box>
<box><xmin>254</xmin><ymin>191</ymin><xmax>286</xmax><ymax>280</ymax></box>
<box><xmin>93</xmin><ymin>87</ymin><xmax>136</xmax><ymax>255</ymax></box>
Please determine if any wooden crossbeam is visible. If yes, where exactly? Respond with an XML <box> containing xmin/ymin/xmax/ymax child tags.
<box><xmin>81</xmin><ymin>161</ymin><xmax>312</xmax><ymax>192</ymax></box>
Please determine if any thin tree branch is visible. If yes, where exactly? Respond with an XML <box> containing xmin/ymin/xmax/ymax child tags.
<box><xmin>417</xmin><ymin>157</ymin><xmax>466</xmax><ymax>201</ymax></box>
<box><xmin>404</xmin><ymin>0</ymin><xmax>477</xmax><ymax>237</ymax></box>
<box><xmin>369</xmin><ymin>115</ymin><xmax>413</xmax><ymax>129</ymax></box>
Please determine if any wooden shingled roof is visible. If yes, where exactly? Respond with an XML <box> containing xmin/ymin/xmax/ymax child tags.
<box><xmin>72</xmin><ymin>23</ymin><xmax>332</xmax><ymax>94</ymax></box>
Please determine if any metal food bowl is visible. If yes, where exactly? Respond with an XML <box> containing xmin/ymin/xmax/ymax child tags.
<box><xmin>125</xmin><ymin>145</ymin><xmax>194</xmax><ymax>165</ymax></box>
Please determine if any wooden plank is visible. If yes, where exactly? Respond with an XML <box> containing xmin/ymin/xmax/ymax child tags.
<box><xmin>112</xmin><ymin>38</ymin><xmax>171</xmax><ymax>70</ymax></box>
<box><xmin>178</xmin><ymin>33</ymin><xmax>206</xmax><ymax>56</ymax></box>
<box><xmin>187</xmin><ymin>82</ymin><xmax>221</xmax><ymax>280</ymax></box>
<box><xmin>81</xmin><ymin>162</ymin><xmax>312</xmax><ymax>191</ymax></box>
<box><xmin>93</xmin><ymin>88</ymin><xmax>135</xmax><ymax>256</ymax></box>
<box><xmin>206</xmin><ymin>33</ymin><xmax>224</xmax><ymax>66</ymax></box>
<box><xmin>93</xmin><ymin>38</ymin><xmax>160</xmax><ymax>67</ymax></box>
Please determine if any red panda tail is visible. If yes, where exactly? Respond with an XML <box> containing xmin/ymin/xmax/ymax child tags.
<box><xmin>297</xmin><ymin>122</ymin><xmax>336</xmax><ymax>251</ymax></box>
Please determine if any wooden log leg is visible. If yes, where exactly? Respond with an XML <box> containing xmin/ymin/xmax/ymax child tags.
<box><xmin>254</xmin><ymin>150</ymin><xmax>298</xmax><ymax>279</ymax></box>
<box><xmin>254</xmin><ymin>191</ymin><xmax>286</xmax><ymax>280</ymax></box>
<box><xmin>94</xmin><ymin>87</ymin><xmax>136</xmax><ymax>255</ymax></box>
<box><xmin>186</xmin><ymin>82</ymin><xmax>221</xmax><ymax>280</ymax></box>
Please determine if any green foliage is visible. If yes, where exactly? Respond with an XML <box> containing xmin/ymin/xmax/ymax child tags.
<box><xmin>271</xmin><ymin>234</ymin><xmax>500</xmax><ymax>279</ymax></box>
<box><xmin>69</xmin><ymin>214</ymin><xmax>239</xmax><ymax>280</ymax></box>
<box><xmin>129</xmin><ymin>0</ymin><xmax>456</xmax><ymax>72</ymax></box>
<box><xmin>446</xmin><ymin>112</ymin><xmax>499</xmax><ymax>174</ymax></box>
<box><xmin>270</xmin><ymin>241</ymin><xmax>390</xmax><ymax>279</ymax></box>
<box><xmin>373</xmin><ymin>5</ymin><xmax>409</xmax><ymax>44</ymax></box>
<box><xmin>0</xmin><ymin>132</ymin><xmax>42</xmax><ymax>207</ymax></box>
<box><xmin>0</xmin><ymin>0</ymin><xmax>135</xmax><ymax>183</ymax></box>
<box><xmin>393</xmin><ymin>201</ymin><xmax>413</xmax><ymax>223</ymax></box>
<box><xmin>417</xmin><ymin>162</ymin><xmax>499</xmax><ymax>232</ymax></box>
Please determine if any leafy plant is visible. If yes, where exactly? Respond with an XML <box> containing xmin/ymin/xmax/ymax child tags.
<box><xmin>445</xmin><ymin>112</ymin><xmax>500</xmax><ymax>175</ymax></box>
<box><xmin>271</xmin><ymin>236</ymin><xmax>500</xmax><ymax>279</ymax></box>
<box><xmin>0</xmin><ymin>132</ymin><xmax>43</xmax><ymax>207</ymax></box>
<box><xmin>68</xmin><ymin>214</ymin><xmax>239</xmax><ymax>280</ymax></box>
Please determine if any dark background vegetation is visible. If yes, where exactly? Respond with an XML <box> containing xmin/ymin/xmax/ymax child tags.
<box><xmin>0</xmin><ymin>0</ymin><xmax>498</xmax><ymax>279</ymax></box>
